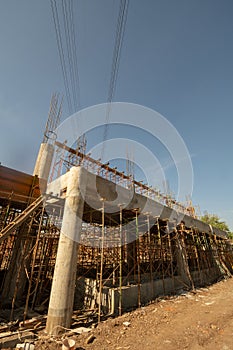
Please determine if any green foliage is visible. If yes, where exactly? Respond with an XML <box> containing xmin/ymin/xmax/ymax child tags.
<box><xmin>228</xmin><ymin>232</ymin><xmax>233</xmax><ymax>240</ymax></box>
<box><xmin>201</xmin><ymin>214</ymin><xmax>230</xmax><ymax>234</ymax></box>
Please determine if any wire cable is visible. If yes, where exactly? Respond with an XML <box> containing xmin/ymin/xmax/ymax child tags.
<box><xmin>101</xmin><ymin>0</ymin><xmax>130</xmax><ymax>160</ymax></box>
<box><xmin>69</xmin><ymin>0</ymin><xmax>81</xmax><ymax>111</ymax></box>
<box><xmin>50</xmin><ymin>0</ymin><xmax>73</xmax><ymax>114</ymax></box>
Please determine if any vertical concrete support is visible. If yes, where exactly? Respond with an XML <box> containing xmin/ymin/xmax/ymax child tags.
<box><xmin>33</xmin><ymin>142</ymin><xmax>54</xmax><ymax>183</ymax></box>
<box><xmin>175</xmin><ymin>232</ymin><xmax>194</xmax><ymax>289</ymax></box>
<box><xmin>126</xmin><ymin>241</ymin><xmax>135</xmax><ymax>274</ymax></box>
<box><xmin>46</xmin><ymin>166</ymin><xmax>86</xmax><ymax>335</ymax></box>
<box><xmin>126</xmin><ymin>226</ymin><xmax>137</xmax><ymax>277</ymax></box>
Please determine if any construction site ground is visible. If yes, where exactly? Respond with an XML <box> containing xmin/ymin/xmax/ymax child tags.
<box><xmin>32</xmin><ymin>276</ymin><xmax>233</xmax><ymax>350</ymax></box>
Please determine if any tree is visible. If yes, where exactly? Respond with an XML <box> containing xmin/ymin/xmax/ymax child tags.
<box><xmin>228</xmin><ymin>232</ymin><xmax>233</xmax><ymax>240</ymax></box>
<box><xmin>201</xmin><ymin>214</ymin><xmax>232</xmax><ymax>238</ymax></box>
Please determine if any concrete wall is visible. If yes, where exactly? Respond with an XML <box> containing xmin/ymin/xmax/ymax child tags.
<box><xmin>102</xmin><ymin>268</ymin><xmax>223</xmax><ymax>314</ymax></box>
<box><xmin>75</xmin><ymin>267</ymin><xmax>223</xmax><ymax>316</ymax></box>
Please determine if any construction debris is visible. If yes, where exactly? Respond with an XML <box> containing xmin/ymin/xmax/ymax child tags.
<box><xmin>86</xmin><ymin>334</ymin><xmax>96</xmax><ymax>344</ymax></box>
<box><xmin>0</xmin><ymin>330</ymin><xmax>34</xmax><ymax>349</ymax></box>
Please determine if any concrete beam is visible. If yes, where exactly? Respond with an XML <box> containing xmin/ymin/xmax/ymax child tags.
<box><xmin>47</xmin><ymin>168</ymin><xmax>228</xmax><ymax>239</ymax></box>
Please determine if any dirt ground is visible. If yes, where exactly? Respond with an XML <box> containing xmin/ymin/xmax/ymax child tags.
<box><xmin>35</xmin><ymin>277</ymin><xmax>233</xmax><ymax>350</ymax></box>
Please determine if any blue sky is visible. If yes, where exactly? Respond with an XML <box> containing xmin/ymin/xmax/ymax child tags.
<box><xmin>0</xmin><ymin>0</ymin><xmax>233</xmax><ymax>229</ymax></box>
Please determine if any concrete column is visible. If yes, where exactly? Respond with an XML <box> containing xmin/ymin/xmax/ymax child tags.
<box><xmin>33</xmin><ymin>142</ymin><xmax>54</xmax><ymax>183</ymax></box>
<box><xmin>126</xmin><ymin>230</ymin><xmax>136</xmax><ymax>278</ymax></box>
<box><xmin>46</xmin><ymin>166</ymin><xmax>86</xmax><ymax>335</ymax></box>
<box><xmin>175</xmin><ymin>232</ymin><xmax>194</xmax><ymax>289</ymax></box>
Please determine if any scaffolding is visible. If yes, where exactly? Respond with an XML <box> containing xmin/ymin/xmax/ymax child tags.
<box><xmin>0</xmin><ymin>161</ymin><xmax>233</xmax><ymax>323</ymax></box>
<box><xmin>0</xmin><ymin>117</ymin><xmax>233</xmax><ymax>323</ymax></box>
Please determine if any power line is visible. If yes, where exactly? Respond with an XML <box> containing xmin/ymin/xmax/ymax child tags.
<box><xmin>62</xmin><ymin>0</ymin><xmax>78</xmax><ymax>111</ymax></box>
<box><xmin>69</xmin><ymin>0</ymin><xmax>81</xmax><ymax>111</ymax></box>
<box><xmin>50</xmin><ymin>0</ymin><xmax>82</xmax><ymax>115</ymax></box>
<box><xmin>50</xmin><ymin>0</ymin><xmax>73</xmax><ymax>114</ymax></box>
<box><xmin>108</xmin><ymin>0</ymin><xmax>129</xmax><ymax>104</ymax></box>
<box><xmin>50</xmin><ymin>0</ymin><xmax>129</xmax><ymax>151</ymax></box>
<box><xmin>101</xmin><ymin>0</ymin><xmax>130</xmax><ymax>160</ymax></box>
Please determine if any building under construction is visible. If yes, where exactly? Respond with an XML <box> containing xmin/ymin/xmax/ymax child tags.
<box><xmin>0</xmin><ymin>100</ymin><xmax>233</xmax><ymax>335</ymax></box>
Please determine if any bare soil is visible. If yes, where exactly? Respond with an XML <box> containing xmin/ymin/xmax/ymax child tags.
<box><xmin>35</xmin><ymin>277</ymin><xmax>233</xmax><ymax>350</ymax></box>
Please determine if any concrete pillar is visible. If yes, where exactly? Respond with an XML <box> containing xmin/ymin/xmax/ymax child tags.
<box><xmin>33</xmin><ymin>142</ymin><xmax>54</xmax><ymax>183</ymax></box>
<box><xmin>126</xmin><ymin>227</ymin><xmax>137</xmax><ymax>278</ymax></box>
<box><xmin>46</xmin><ymin>166</ymin><xmax>87</xmax><ymax>335</ymax></box>
<box><xmin>175</xmin><ymin>231</ymin><xmax>194</xmax><ymax>289</ymax></box>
